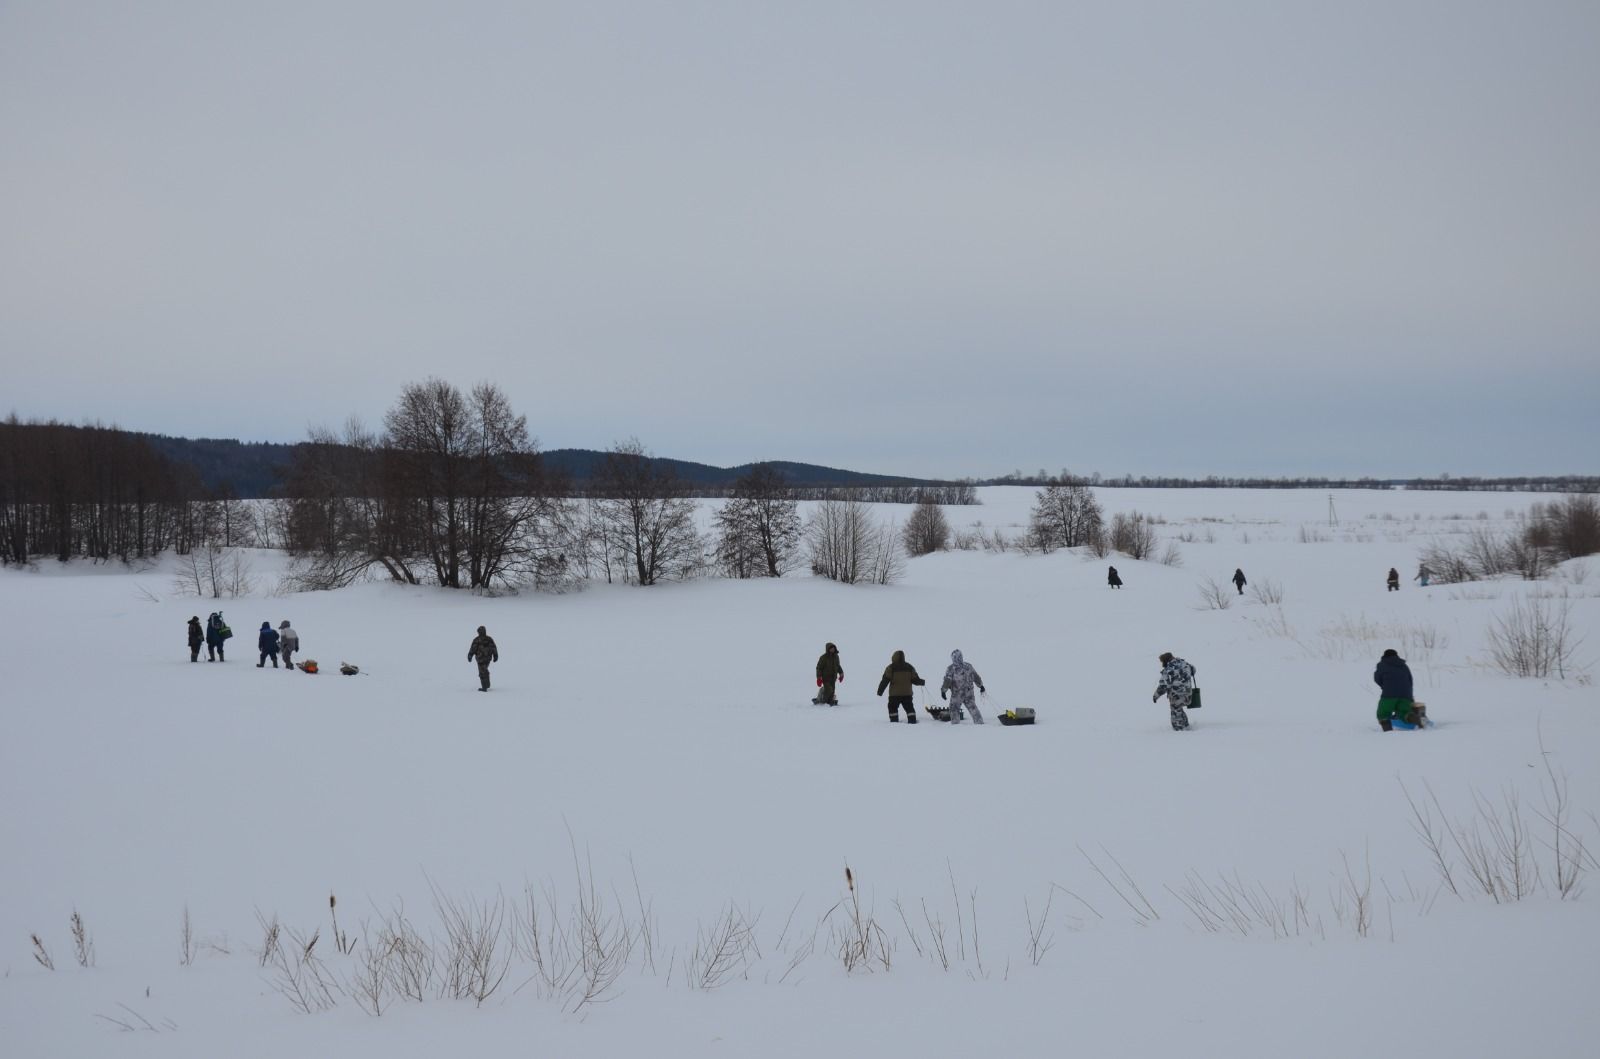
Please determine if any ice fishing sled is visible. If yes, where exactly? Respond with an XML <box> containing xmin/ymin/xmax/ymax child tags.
<box><xmin>997</xmin><ymin>708</ymin><xmax>1036</xmax><ymax>726</ymax></box>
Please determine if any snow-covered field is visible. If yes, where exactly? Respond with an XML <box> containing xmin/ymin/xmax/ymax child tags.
<box><xmin>3</xmin><ymin>487</ymin><xmax>1596</xmax><ymax>1058</ymax></box>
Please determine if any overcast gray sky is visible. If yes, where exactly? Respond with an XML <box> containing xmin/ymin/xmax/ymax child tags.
<box><xmin>3</xmin><ymin>1</ymin><xmax>1597</xmax><ymax>478</ymax></box>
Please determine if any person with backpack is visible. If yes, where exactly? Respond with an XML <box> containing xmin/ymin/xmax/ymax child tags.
<box><xmin>875</xmin><ymin>650</ymin><xmax>925</xmax><ymax>723</ymax></box>
<box><xmin>277</xmin><ymin>621</ymin><xmax>299</xmax><ymax>671</ymax></box>
<box><xmin>1232</xmin><ymin>568</ymin><xmax>1247</xmax><ymax>595</ymax></box>
<box><xmin>1152</xmin><ymin>652</ymin><xmax>1196</xmax><ymax>731</ymax></box>
<box><xmin>1107</xmin><ymin>565</ymin><xmax>1123</xmax><ymax>589</ymax></box>
<box><xmin>940</xmin><ymin>649</ymin><xmax>987</xmax><ymax>724</ymax></box>
<box><xmin>186</xmin><ymin>616</ymin><xmax>203</xmax><ymax>663</ymax></box>
<box><xmin>1387</xmin><ymin>567</ymin><xmax>1401</xmax><ymax>591</ymax></box>
<box><xmin>205</xmin><ymin>612</ymin><xmax>229</xmax><ymax>662</ymax></box>
<box><xmin>257</xmin><ymin>621</ymin><xmax>281</xmax><ymax>668</ymax></box>
<box><xmin>813</xmin><ymin>642</ymin><xmax>843</xmax><ymax>705</ymax></box>
<box><xmin>1373</xmin><ymin>648</ymin><xmax>1421</xmax><ymax>730</ymax></box>
<box><xmin>467</xmin><ymin>625</ymin><xmax>499</xmax><ymax>691</ymax></box>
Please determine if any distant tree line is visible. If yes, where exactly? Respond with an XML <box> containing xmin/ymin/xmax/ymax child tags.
<box><xmin>0</xmin><ymin>417</ymin><xmax>213</xmax><ymax>564</ymax></box>
<box><xmin>982</xmin><ymin>469</ymin><xmax>1599</xmax><ymax>493</ymax></box>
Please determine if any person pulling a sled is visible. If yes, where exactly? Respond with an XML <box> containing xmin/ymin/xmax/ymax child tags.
<box><xmin>187</xmin><ymin>616</ymin><xmax>203</xmax><ymax>663</ymax></box>
<box><xmin>257</xmin><ymin>621</ymin><xmax>280</xmax><ymax>668</ymax></box>
<box><xmin>1107</xmin><ymin>565</ymin><xmax>1123</xmax><ymax>589</ymax></box>
<box><xmin>1232</xmin><ymin>568</ymin><xmax>1247</xmax><ymax>595</ymax></box>
<box><xmin>814</xmin><ymin>642</ymin><xmax>843</xmax><ymax>705</ymax></box>
<box><xmin>277</xmin><ymin>621</ymin><xmax>299</xmax><ymax>671</ymax></box>
<box><xmin>1153</xmin><ymin>652</ymin><xmax>1196</xmax><ymax>731</ymax></box>
<box><xmin>941</xmin><ymin>649</ymin><xmax>987</xmax><ymax>724</ymax></box>
<box><xmin>876</xmin><ymin>650</ymin><xmax>925</xmax><ymax>723</ymax></box>
<box><xmin>1373</xmin><ymin>648</ymin><xmax>1424</xmax><ymax>730</ymax></box>
<box><xmin>468</xmin><ymin>625</ymin><xmax>499</xmax><ymax>691</ymax></box>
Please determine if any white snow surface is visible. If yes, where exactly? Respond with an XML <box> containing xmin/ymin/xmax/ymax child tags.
<box><xmin>2</xmin><ymin>487</ymin><xmax>1597</xmax><ymax>1057</ymax></box>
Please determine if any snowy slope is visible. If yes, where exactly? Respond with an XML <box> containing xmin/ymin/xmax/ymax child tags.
<box><xmin>2</xmin><ymin>488</ymin><xmax>1596</xmax><ymax>1058</ymax></box>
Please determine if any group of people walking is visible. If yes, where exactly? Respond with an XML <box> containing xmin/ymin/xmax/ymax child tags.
<box><xmin>184</xmin><ymin>612</ymin><xmax>298</xmax><ymax>668</ymax></box>
<box><xmin>815</xmin><ymin>643</ymin><xmax>989</xmax><ymax>724</ymax></box>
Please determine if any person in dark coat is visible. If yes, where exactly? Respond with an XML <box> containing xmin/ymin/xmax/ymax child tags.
<box><xmin>205</xmin><ymin>612</ymin><xmax>227</xmax><ymax>662</ymax></box>
<box><xmin>257</xmin><ymin>622</ymin><xmax>281</xmax><ymax>668</ymax></box>
<box><xmin>813</xmin><ymin>642</ymin><xmax>843</xmax><ymax>705</ymax></box>
<box><xmin>186</xmin><ymin>616</ymin><xmax>203</xmax><ymax>663</ymax></box>
<box><xmin>1107</xmin><ymin>565</ymin><xmax>1123</xmax><ymax>589</ymax></box>
<box><xmin>1373</xmin><ymin>648</ymin><xmax>1419</xmax><ymax>731</ymax></box>
<box><xmin>1387</xmin><ymin>568</ymin><xmax>1401</xmax><ymax>591</ymax></box>
<box><xmin>875</xmin><ymin>650</ymin><xmax>925</xmax><ymax>723</ymax></box>
<box><xmin>468</xmin><ymin>625</ymin><xmax>499</xmax><ymax>691</ymax></box>
<box><xmin>1232</xmin><ymin>568</ymin><xmax>1247</xmax><ymax>595</ymax></box>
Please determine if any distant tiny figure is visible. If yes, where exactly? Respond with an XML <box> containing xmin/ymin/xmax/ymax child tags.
<box><xmin>256</xmin><ymin>622</ymin><xmax>280</xmax><ymax>668</ymax></box>
<box><xmin>468</xmin><ymin>625</ymin><xmax>499</xmax><ymax>691</ymax></box>
<box><xmin>205</xmin><ymin>612</ymin><xmax>228</xmax><ymax>662</ymax></box>
<box><xmin>1107</xmin><ymin>565</ymin><xmax>1123</xmax><ymax>589</ymax></box>
<box><xmin>1152</xmin><ymin>651</ymin><xmax>1196</xmax><ymax>731</ymax></box>
<box><xmin>876</xmin><ymin>650</ymin><xmax>925</xmax><ymax>723</ymax></box>
<box><xmin>1233</xmin><ymin>568</ymin><xmax>1247</xmax><ymax>595</ymax></box>
<box><xmin>941</xmin><ymin>649</ymin><xmax>987</xmax><ymax>724</ymax></box>
<box><xmin>278</xmin><ymin>621</ymin><xmax>299</xmax><ymax>670</ymax></box>
<box><xmin>1414</xmin><ymin>564</ymin><xmax>1430</xmax><ymax>588</ymax></box>
<box><xmin>1387</xmin><ymin>567</ymin><xmax>1401</xmax><ymax>591</ymax></box>
<box><xmin>813</xmin><ymin>642</ymin><xmax>843</xmax><ymax>705</ymax></box>
<box><xmin>187</xmin><ymin>616</ymin><xmax>203</xmax><ymax>663</ymax></box>
<box><xmin>1373</xmin><ymin>648</ymin><xmax>1422</xmax><ymax>731</ymax></box>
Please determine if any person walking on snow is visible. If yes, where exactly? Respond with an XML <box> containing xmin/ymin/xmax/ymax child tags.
<box><xmin>875</xmin><ymin>650</ymin><xmax>925</xmax><ymax>723</ymax></box>
<box><xmin>814</xmin><ymin>642</ymin><xmax>843</xmax><ymax>705</ymax></box>
<box><xmin>941</xmin><ymin>649</ymin><xmax>987</xmax><ymax>724</ymax></box>
<box><xmin>205</xmin><ymin>612</ymin><xmax>227</xmax><ymax>662</ymax></box>
<box><xmin>468</xmin><ymin>625</ymin><xmax>499</xmax><ymax>691</ymax></box>
<box><xmin>1232</xmin><ymin>568</ymin><xmax>1247</xmax><ymax>595</ymax></box>
<box><xmin>1107</xmin><ymin>565</ymin><xmax>1123</xmax><ymax>589</ymax></box>
<box><xmin>1373</xmin><ymin>648</ymin><xmax>1421</xmax><ymax>730</ymax></box>
<box><xmin>257</xmin><ymin>622</ymin><xmax>280</xmax><ymax>668</ymax></box>
<box><xmin>1414</xmin><ymin>564</ymin><xmax>1430</xmax><ymax>588</ymax></box>
<box><xmin>277</xmin><ymin>621</ymin><xmax>299</xmax><ymax>671</ymax></box>
<box><xmin>1153</xmin><ymin>652</ymin><xmax>1196</xmax><ymax>731</ymax></box>
<box><xmin>1387</xmin><ymin>567</ymin><xmax>1401</xmax><ymax>591</ymax></box>
<box><xmin>186</xmin><ymin>616</ymin><xmax>203</xmax><ymax>662</ymax></box>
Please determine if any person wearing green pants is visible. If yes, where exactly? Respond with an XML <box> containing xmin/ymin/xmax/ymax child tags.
<box><xmin>1373</xmin><ymin>648</ymin><xmax>1418</xmax><ymax>730</ymax></box>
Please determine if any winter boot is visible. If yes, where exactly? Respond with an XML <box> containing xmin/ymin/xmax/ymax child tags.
<box><xmin>1379</xmin><ymin>719</ymin><xmax>1393</xmax><ymax>732</ymax></box>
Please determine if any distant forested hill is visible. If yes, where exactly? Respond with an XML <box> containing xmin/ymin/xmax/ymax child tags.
<box><xmin>131</xmin><ymin>435</ymin><xmax>934</xmax><ymax>497</ymax></box>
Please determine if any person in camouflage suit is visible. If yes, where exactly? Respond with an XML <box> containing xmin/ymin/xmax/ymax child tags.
<box><xmin>940</xmin><ymin>649</ymin><xmax>987</xmax><ymax>724</ymax></box>
<box><xmin>813</xmin><ymin>642</ymin><xmax>843</xmax><ymax>705</ymax></box>
<box><xmin>467</xmin><ymin>625</ymin><xmax>499</xmax><ymax>691</ymax></box>
<box><xmin>1152</xmin><ymin>651</ymin><xmax>1196</xmax><ymax>731</ymax></box>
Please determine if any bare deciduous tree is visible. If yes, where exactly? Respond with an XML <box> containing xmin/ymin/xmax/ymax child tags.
<box><xmin>1029</xmin><ymin>480</ymin><xmax>1103</xmax><ymax>552</ymax></box>
<box><xmin>902</xmin><ymin>498</ymin><xmax>950</xmax><ymax>557</ymax></box>
<box><xmin>594</xmin><ymin>439</ymin><xmax>703</xmax><ymax>586</ymax></box>
<box><xmin>714</xmin><ymin>464</ymin><xmax>801</xmax><ymax>578</ymax></box>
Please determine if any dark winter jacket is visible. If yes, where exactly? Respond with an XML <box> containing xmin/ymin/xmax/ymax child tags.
<box><xmin>206</xmin><ymin>614</ymin><xmax>226</xmax><ymax>647</ymax></box>
<box><xmin>1373</xmin><ymin>654</ymin><xmax>1414</xmax><ymax>700</ymax></box>
<box><xmin>816</xmin><ymin>645</ymin><xmax>843</xmax><ymax>683</ymax></box>
<box><xmin>1387</xmin><ymin>569</ymin><xmax>1401</xmax><ymax>587</ymax></box>
<box><xmin>258</xmin><ymin>624</ymin><xmax>280</xmax><ymax>653</ymax></box>
<box><xmin>876</xmin><ymin>651</ymin><xmax>925</xmax><ymax>697</ymax></box>
<box><xmin>1233</xmin><ymin>569</ymin><xmax>1247</xmax><ymax>587</ymax></box>
<box><xmin>187</xmin><ymin>618</ymin><xmax>203</xmax><ymax>648</ymax></box>
<box><xmin>468</xmin><ymin>634</ymin><xmax>499</xmax><ymax>664</ymax></box>
<box><xmin>1107</xmin><ymin>566</ymin><xmax>1122</xmax><ymax>586</ymax></box>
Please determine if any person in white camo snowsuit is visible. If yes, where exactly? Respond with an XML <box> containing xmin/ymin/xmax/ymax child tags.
<box><xmin>940</xmin><ymin>649</ymin><xmax>987</xmax><ymax>724</ymax></box>
<box><xmin>1153</xmin><ymin>651</ymin><xmax>1196</xmax><ymax>731</ymax></box>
